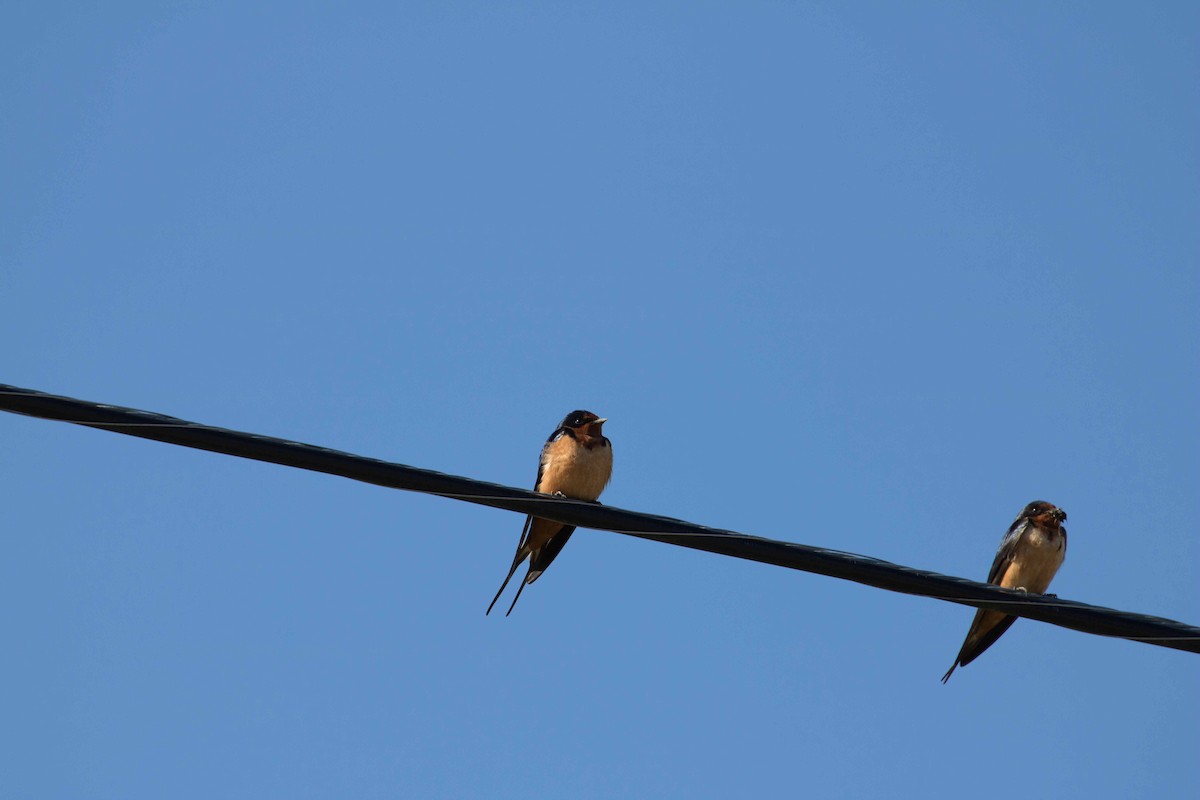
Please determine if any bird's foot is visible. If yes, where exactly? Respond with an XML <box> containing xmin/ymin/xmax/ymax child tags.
<box><xmin>552</xmin><ymin>491</ymin><xmax>567</xmax><ymax>499</ymax></box>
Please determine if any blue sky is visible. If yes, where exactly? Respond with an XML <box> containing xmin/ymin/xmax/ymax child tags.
<box><xmin>2</xmin><ymin>3</ymin><xmax>1197</xmax><ymax>798</ymax></box>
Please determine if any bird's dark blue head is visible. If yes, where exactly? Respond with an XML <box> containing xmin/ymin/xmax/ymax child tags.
<box><xmin>1020</xmin><ymin>500</ymin><xmax>1067</xmax><ymax>528</ymax></box>
<box><xmin>558</xmin><ymin>410</ymin><xmax>606</xmax><ymax>431</ymax></box>
<box><xmin>560</xmin><ymin>410</ymin><xmax>603</xmax><ymax>428</ymax></box>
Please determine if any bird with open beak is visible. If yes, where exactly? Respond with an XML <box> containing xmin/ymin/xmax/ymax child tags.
<box><xmin>487</xmin><ymin>410</ymin><xmax>612</xmax><ymax>616</ymax></box>
<box><xmin>942</xmin><ymin>500</ymin><xmax>1068</xmax><ymax>682</ymax></box>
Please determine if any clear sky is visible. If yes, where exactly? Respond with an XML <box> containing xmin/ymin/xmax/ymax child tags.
<box><xmin>3</xmin><ymin>3</ymin><xmax>1197</xmax><ymax>798</ymax></box>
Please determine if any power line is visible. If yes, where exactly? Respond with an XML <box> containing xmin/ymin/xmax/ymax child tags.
<box><xmin>2</xmin><ymin>382</ymin><xmax>1197</xmax><ymax>655</ymax></box>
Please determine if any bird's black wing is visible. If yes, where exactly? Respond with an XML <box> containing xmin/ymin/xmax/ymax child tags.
<box><xmin>955</xmin><ymin>614</ymin><xmax>1019</xmax><ymax>669</ymax></box>
<box><xmin>528</xmin><ymin>526</ymin><xmax>576</xmax><ymax>581</ymax></box>
<box><xmin>513</xmin><ymin>428</ymin><xmax>570</xmax><ymax>552</ymax></box>
<box><xmin>986</xmin><ymin>517</ymin><xmax>1028</xmax><ymax>584</ymax></box>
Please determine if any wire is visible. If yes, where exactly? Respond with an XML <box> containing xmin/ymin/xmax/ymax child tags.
<box><xmin>2</xmin><ymin>383</ymin><xmax>1197</xmax><ymax>654</ymax></box>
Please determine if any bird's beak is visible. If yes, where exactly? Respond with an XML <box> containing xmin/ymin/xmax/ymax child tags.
<box><xmin>593</xmin><ymin>418</ymin><xmax>607</xmax><ymax>425</ymax></box>
<box><xmin>1054</xmin><ymin>508</ymin><xmax>1067</xmax><ymax>522</ymax></box>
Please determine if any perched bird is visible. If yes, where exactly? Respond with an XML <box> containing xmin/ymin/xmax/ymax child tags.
<box><xmin>941</xmin><ymin>500</ymin><xmax>1068</xmax><ymax>682</ymax></box>
<box><xmin>486</xmin><ymin>410</ymin><xmax>613</xmax><ymax>616</ymax></box>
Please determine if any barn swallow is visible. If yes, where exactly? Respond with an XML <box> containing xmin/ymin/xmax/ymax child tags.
<box><xmin>486</xmin><ymin>410</ymin><xmax>613</xmax><ymax>616</ymax></box>
<box><xmin>941</xmin><ymin>500</ymin><xmax>1068</xmax><ymax>682</ymax></box>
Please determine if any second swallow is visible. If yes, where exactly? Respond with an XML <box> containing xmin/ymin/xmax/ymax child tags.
<box><xmin>487</xmin><ymin>410</ymin><xmax>613</xmax><ymax>616</ymax></box>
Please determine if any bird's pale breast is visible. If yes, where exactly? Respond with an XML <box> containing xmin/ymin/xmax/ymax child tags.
<box><xmin>538</xmin><ymin>436</ymin><xmax>612</xmax><ymax>501</ymax></box>
<box><xmin>999</xmin><ymin>525</ymin><xmax>1065</xmax><ymax>594</ymax></box>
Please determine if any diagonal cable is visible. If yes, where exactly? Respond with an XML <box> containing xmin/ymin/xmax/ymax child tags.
<box><xmin>2</xmin><ymin>382</ymin><xmax>1197</xmax><ymax>654</ymax></box>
